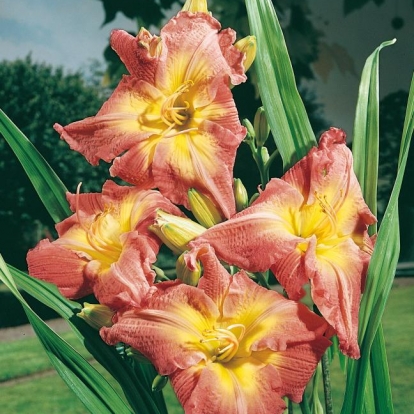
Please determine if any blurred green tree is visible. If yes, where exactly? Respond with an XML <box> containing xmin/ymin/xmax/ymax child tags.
<box><xmin>0</xmin><ymin>56</ymin><xmax>109</xmax><ymax>269</ymax></box>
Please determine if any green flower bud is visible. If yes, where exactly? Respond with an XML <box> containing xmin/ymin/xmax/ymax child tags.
<box><xmin>152</xmin><ymin>374</ymin><xmax>169</xmax><ymax>392</ymax></box>
<box><xmin>181</xmin><ymin>0</ymin><xmax>208</xmax><ymax>12</ymax></box>
<box><xmin>234</xmin><ymin>178</ymin><xmax>249</xmax><ymax>212</ymax></box>
<box><xmin>149</xmin><ymin>210</ymin><xmax>206</xmax><ymax>255</ymax></box>
<box><xmin>77</xmin><ymin>303</ymin><xmax>115</xmax><ymax>330</ymax></box>
<box><xmin>176</xmin><ymin>252</ymin><xmax>202</xmax><ymax>286</ymax></box>
<box><xmin>242</xmin><ymin>118</ymin><xmax>255</xmax><ymax>141</ymax></box>
<box><xmin>188</xmin><ymin>188</ymin><xmax>223</xmax><ymax>228</ymax></box>
<box><xmin>254</xmin><ymin>107</ymin><xmax>270</xmax><ymax>147</ymax></box>
<box><xmin>234</xmin><ymin>35</ymin><xmax>257</xmax><ymax>72</ymax></box>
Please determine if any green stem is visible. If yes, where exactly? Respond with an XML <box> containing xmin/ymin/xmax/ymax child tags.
<box><xmin>321</xmin><ymin>351</ymin><xmax>334</xmax><ymax>414</ymax></box>
<box><xmin>288</xmin><ymin>398</ymin><xmax>294</xmax><ymax>414</ymax></box>
<box><xmin>299</xmin><ymin>392</ymin><xmax>311</xmax><ymax>414</ymax></box>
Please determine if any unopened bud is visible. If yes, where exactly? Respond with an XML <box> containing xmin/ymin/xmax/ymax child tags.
<box><xmin>254</xmin><ymin>107</ymin><xmax>270</xmax><ymax>147</ymax></box>
<box><xmin>242</xmin><ymin>118</ymin><xmax>255</xmax><ymax>141</ymax></box>
<box><xmin>149</xmin><ymin>210</ymin><xmax>206</xmax><ymax>255</ymax></box>
<box><xmin>152</xmin><ymin>374</ymin><xmax>169</xmax><ymax>392</ymax></box>
<box><xmin>181</xmin><ymin>0</ymin><xmax>208</xmax><ymax>12</ymax></box>
<box><xmin>77</xmin><ymin>303</ymin><xmax>115</xmax><ymax>330</ymax></box>
<box><xmin>176</xmin><ymin>252</ymin><xmax>202</xmax><ymax>286</ymax></box>
<box><xmin>260</xmin><ymin>146</ymin><xmax>270</xmax><ymax>164</ymax></box>
<box><xmin>188</xmin><ymin>189</ymin><xmax>223</xmax><ymax>228</ymax></box>
<box><xmin>234</xmin><ymin>178</ymin><xmax>249</xmax><ymax>212</ymax></box>
<box><xmin>234</xmin><ymin>36</ymin><xmax>257</xmax><ymax>72</ymax></box>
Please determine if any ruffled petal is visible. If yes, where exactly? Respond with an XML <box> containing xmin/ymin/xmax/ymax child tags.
<box><xmin>110</xmin><ymin>29</ymin><xmax>161</xmax><ymax>83</ymax></box>
<box><xmin>54</xmin><ymin>77</ymin><xmax>162</xmax><ymax>166</ymax></box>
<box><xmin>101</xmin><ymin>283</ymin><xmax>219</xmax><ymax>374</ymax></box>
<box><xmin>191</xmin><ymin>178</ymin><xmax>304</xmax><ymax>270</ymax></box>
<box><xmin>157</xmin><ymin>12</ymin><xmax>246</xmax><ymax>93</ymax></box>
<box><xmin>187</xmin><ymin>243</ymin><xmax>231</xmax><ymax>310</ymax></box>
<box><xmin>222</xmin><ymin>272</ymin><xmax>329</xmax><ymax>355</ymax></box>
<box><xmin>171</xmin><ymin>358</ymin><xmax>285</xmax><ymax>414</ymax></box>
<box><xmin>153</xmin><ymin>119</ymin><xmax>241</xmax><ymax>217</ymax></box>
<box><xmin>308</xmin><ymin>238</ymin><xmax>368</xmax><ymax>358</ymax></box>
<box><xmin>255</xmin><ymin>339</ymin><xmax>331</xmax><ymax>403</ymax></box>
<box><xmin>86</xmin><ymin>232</ymin><xmax>157</xmax><ymax>309</ymax></box>
<box><xmin>27</xmin><ymin>239</ymin><xmax>92</xmax><ymax>299</ymax></box>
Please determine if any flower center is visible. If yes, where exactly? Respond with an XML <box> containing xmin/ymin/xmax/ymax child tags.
<box><xmin>71</xmin><ymin>184</ymin><xmax>123</xmax><ymax>268</ymax></box>
<box><xmin>161</xmin><ymin>80</ymin><xmax>193</xmax><ymax>127</ymax></box>
<box><xmin>299</xmin><ymin>191</ymin><xmax>338</xmax><ymax>243</ymax></box>
<box><xmin>200</xmin><ymin>324</ymin><xmax>246</xmax><ymax>363</ymax></box>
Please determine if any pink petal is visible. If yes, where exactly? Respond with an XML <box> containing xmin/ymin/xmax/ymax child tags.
<box><xmin>157</xmin><ymin>12</ymin><xmax>246</xmax><ymax>92</ymax></box>
<box><xmin>54</xmin><ymin>77</ymin><xmax>160</xmax><ymax>166</ymax></box>
<box><xmin>27</xmin><ymin>239</ymin><xmax>92</xmax><ymax>299</ymax></box>
<box><xmin>171</xmin><ymin>359</ymin><xmax>285</xmax><ymax>414</ymax></box>
<box><xmin>223</xmin><ymin>271</ymin><xmax>329</xmax><ymax>355</ymax></box>
<box><xmin>191</xmin><ymin>178</ymin><xmax>304</xmax><ymax>271</ymax></box>
<box><xmin>186</xmin><ymin>243</ymin><xmax>231</xmax><ymax>309</ymax></box>
<box><xmin>100</xmin><ymin>283</ymin><xmax>219</xmax><ymax>374</ymax></box>
<box><xmin>86</xmin><ymin>232</ymin><xmax>157</xmax><ymax>309</ymax></box>
<box><xmin>153</xmin><ymin>119</ymin><xmax>242</xmax><ymax>217</ymax></box>
<box><xmin>307</xmin><ymin>238</ymin><xmax>369</xmax><ymax>358</ymax></box>
<box><xmin>255</xmin><ymin>340</ymin><xmax>331</xmax><ymax>402</ymax></box>
<box><xmin>110</xmin><ymin>29</ymin><xmax>160</xmax><ymax>83</ymax></box>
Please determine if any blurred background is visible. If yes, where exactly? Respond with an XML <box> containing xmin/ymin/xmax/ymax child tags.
<box><xmin>0</xmin><ymin>0</ymin><xmax>413</xmax><ymax>276</ymax></box>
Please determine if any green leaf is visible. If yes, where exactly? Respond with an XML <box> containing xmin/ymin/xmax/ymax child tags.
<box><xmin>0</xmin><ymin>109</ymin><xmax>71</xmax><ymax>223</ymax></box>
<box><xmin>8</xmin><ymin>265</ymin><xmax>167</xmax><ymax>414</ymax></box>
<box><xmin>352</xmin><ymin>39</ymin><xmax>396</xmax><ymax>232</ymax></box>
<box><xmin>245</xmin><ymin>0</ymin><xmax>316</xmax><ymax>170</ymax></box>
<box><xmin>342</xmin><ymin>73</ymin><xmax>414</xmax><ymax>414</ymax></box>
<box><xmin>0</xmin><ymin>257</ymin><xmax>132</xmax><ymax>414</ymax></box>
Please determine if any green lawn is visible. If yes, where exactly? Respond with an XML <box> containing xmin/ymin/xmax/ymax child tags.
<box><xmin>0</xmin><ymin>281</ymin><xmax>412</xmax><ymax>413</ymax></box>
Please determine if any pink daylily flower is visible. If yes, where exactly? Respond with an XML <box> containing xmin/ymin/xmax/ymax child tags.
<box><xmin>27</xmin><ymin>180</ymin><xmax>183</xmax><ymax>309</ymax></box>
<box><xmin>101</xmin><ymin>244</ymin><xmax>331</xmax><ymax>413</ymax></box>
<box><xmin>54</xmin><ymin>11</ymin><xmax>247</xmax><ymax>218</ymax></box>
<box><xmin>191</xmin><ymin>128</ymin><xmax>377</xmax><ymax>358</ymax></box>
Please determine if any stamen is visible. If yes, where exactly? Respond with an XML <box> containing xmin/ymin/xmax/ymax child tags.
<box><xmin>161</xmin><ymin>80</ymin><xmax>194</xmax><ymax>127</ymax></box>
<box><xmin>314</xmin><ymin>191</ymin><xmax>338</xmax><ymax>235</ymax></box>
<box><xmin>200</xmin><ymin>324</ymin><xmax>245</xmax><ymax>363</ymax></box>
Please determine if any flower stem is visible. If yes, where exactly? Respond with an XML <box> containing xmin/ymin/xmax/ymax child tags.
<box><xmin>321</xmin><ymin>351</ymin><xmax>334</xmax><ymax>414</ymax></box>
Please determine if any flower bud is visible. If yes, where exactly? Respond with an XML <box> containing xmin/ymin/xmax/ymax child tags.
<box><xmin>152</xmin><ymin>374</ymin><xmax>169</xmax><ymax>392</ymax></box>
<box><xmin>260</xmin><ymin>146</ymin><xmax>270</xmax><ymax>164</ymax></box>
<box><xmin>233</xmin><ymin>178</ymin><xmax>249</xmax><ymax>212</ymax></box>
<box><xmin>234</xmin><ymin>36</ymin><xmax>257</xmax><ymax>72</ymax></box>
<box><xmin>149</xmin><ymin>210</ymin><xmax>206</xmax><ymax>255</ymax></box>
<box><xmin>77</xmin><ymin>303</ymin><xmax>115</xmax><ymax>330</ymax></box>
<box><xmin>253</xmin><ymin>107</ymin><xmax>270</xmax><ymax>147</ymax></box>
<box><xmin>188</xmin><ymin>189</ymin><xmax>223</xmax><ymax>228</ymax></box>
<box><xmin>242</xmin><ymin>118</ymin><xmax>255</xmax><ymax>141</ymax></box>
<box><xmin>176</xmin><ymin>252</ymin><xmax>202</xmax><ymax>286</ymax></box>
<box><xmin>181</xmin><ymin>0</ymin><xmax>208</xmax><ymax>12</ymax></box>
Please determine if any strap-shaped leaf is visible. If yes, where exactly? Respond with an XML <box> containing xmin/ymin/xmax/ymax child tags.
<box><xmin>8</xmin><ymin>265</ymin><xmax>167</xmax><ymax>414</ymax></box>
<box><xmin>245</xmin><ymin>0</ymin><xmax>316</xmax><ymax>170</ymax></box>
<box><xmin>352</xmin><ymin>39</ymin><xmax>396</xmax><ymax>232</ymax></box>
<box><xmin>0</xmin><ymin>109</ymin><xmax>71</xmax><ymax>223</ymax></box>
<box><xmin>0</xmin><ymin>257</ymin><xmax>132</xmax><ymax>414</ymax></box>
<box><xmin>342</xmin><ymin>74</ymin><xmax>413</xmax><ymax>414</ymax></box>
